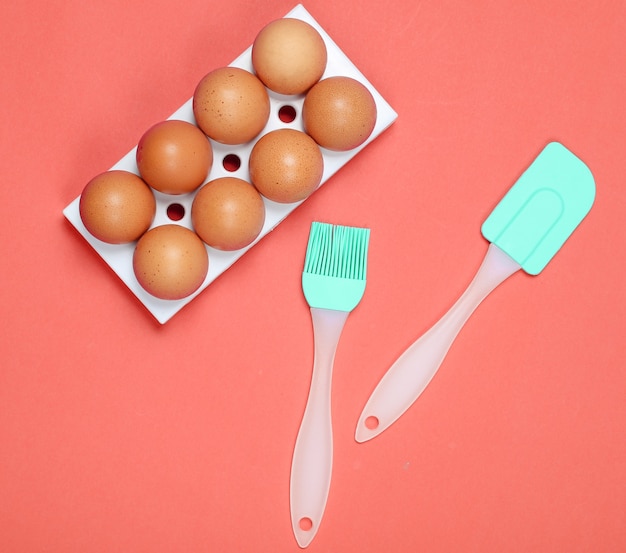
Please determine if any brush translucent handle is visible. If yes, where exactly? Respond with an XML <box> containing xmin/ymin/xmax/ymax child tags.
<box><xmin>355</xmin><ymin>244</ymin><xmax>521</xmax><ymax>443</ymax></box>
<box><xmin>290</xmin><ymin>307</ymin><xmax>349</xmax><ymax>548</ymax></box>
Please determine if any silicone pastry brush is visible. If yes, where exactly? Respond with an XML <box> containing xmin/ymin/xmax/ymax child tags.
<box><xmin>291</xmin><ymin>221</ymin><xmax>370</xmax><ymax>547</ymax></box>
<box><xmin>355</xmin><ymin>141</ymin><xmax>595</xmax><ymax>443</ymax></box>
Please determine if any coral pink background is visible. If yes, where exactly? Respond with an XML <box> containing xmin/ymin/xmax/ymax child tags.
<box><xmin>1</xmin><ymin>1</ymin><xmax>624</xmax><ymax>552</ymax></box>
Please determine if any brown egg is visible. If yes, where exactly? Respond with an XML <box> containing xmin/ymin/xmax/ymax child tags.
<box><xmin>251</xmin><ymin>18</ymin><xmax>327</xmax><ymax>95</ymax></box>
<box><xmin>302</xmin><ymin>76</ymin><xmax>377</xmax><ymax>151</ymax></box>
<box><xmin>192</xmin><ymin>67</ymin><xmax>270</xmax><ymax>145</ymax></box>
<box><xmin>136</xmin><ymin>120</ymin><xmax>213</xmax><ymax>195</ymax></box>
<box><xmin>133</xmin><ymin>224</ymin><xmax>209</xmax><ymax>300</ymax></box>
<box><xmin>79</xmin><ymin>170</ymin><xmax>155</xmax><ymax>244</ymax></box>
<box><xmin>249</xmin><ymin>129</ymin><xmax>324</xmax><ymax>203</ymax></box>
<box><xmin>191</xmin><ymin>177</ymin><xmax>265</xmax><ymax>251</ymax></box>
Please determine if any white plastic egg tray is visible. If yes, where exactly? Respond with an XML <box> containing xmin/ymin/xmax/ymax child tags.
<box><xmin>63</xmin><ymin>3</ymin><xmax>397</xmax><ymax>324</ymax></box>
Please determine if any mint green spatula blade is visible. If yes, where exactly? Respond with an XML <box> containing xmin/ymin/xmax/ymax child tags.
<box><xmin>481</xmin><ymin>141</ymin><xmax>595</xmax><ymax>275</ymax></box>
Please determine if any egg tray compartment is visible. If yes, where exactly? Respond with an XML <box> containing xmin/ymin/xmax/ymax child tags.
<box><xmin>63</xmin><ymin>3</ymin><xmax>397</xmax><ymax>324</ymax></box>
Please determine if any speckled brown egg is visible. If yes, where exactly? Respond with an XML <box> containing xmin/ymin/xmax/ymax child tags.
<box><xmin>248</xmin><ymin>129</ymin><xmax>324</xmax><ymax>203</ymax></box>
<box><xmin>133</xmin><ymin>224</ymin><xmax>209</xmax><ymax>300</ymax></box>
<box><xmin>302</xmin><ymin>76</ymin><xmax>377</xmax><ymax>151</ymax></box>
<box><xmin>136</xmin><ymin>119</ymin><xmax>212</xmax><ymax>195</ymax></box>
<box><xmin>251</xmin><ymin>18</ymin><xmax>327</xmax><ymax>95</ymax></box>
<box><xmin>192</xmin><ymin>67</ymin><xmax>270</xmax><ymax>145</ymax></box>
<box><xmin>79</xmin><ymin>170</ymin><xmax>155</xmax><ymax>244</ymax></box>
<box><xmin>191</xmin><ymin>177</ymin><xmax>265</xmax><ymax>251</ymax></box>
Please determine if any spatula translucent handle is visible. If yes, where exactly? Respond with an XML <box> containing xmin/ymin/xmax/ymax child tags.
<box><xmin>290</xmin><ymin>307</ymin><xmax>349</xmax><ymax>548</ymax></box>
<box><xmin>355</xmin><ymin>244</ymin><xmax>521</xmax><ymax>443</ymax></box>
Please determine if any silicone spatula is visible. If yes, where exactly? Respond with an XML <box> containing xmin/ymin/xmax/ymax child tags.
<box><xmin>356</xmin><ymin>142</ymin><xmax>595</xmax><ymax>443</ymax></box>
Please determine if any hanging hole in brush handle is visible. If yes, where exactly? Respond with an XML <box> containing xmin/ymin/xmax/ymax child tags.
<box><xmin>355</xmin><ymin>244</ymin><xmax>521</xmax><ymax>443</ymax></box>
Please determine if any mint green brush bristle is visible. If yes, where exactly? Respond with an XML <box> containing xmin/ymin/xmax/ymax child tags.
<box><xmin>302</xmin><ymin>223</ymin><xmax>369</xmax><ymax>312</ymax></box>
<box><xmin>290</xmin><ymin>222</ymin><xmax>370</xmax><ymax>548</ymax></box>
